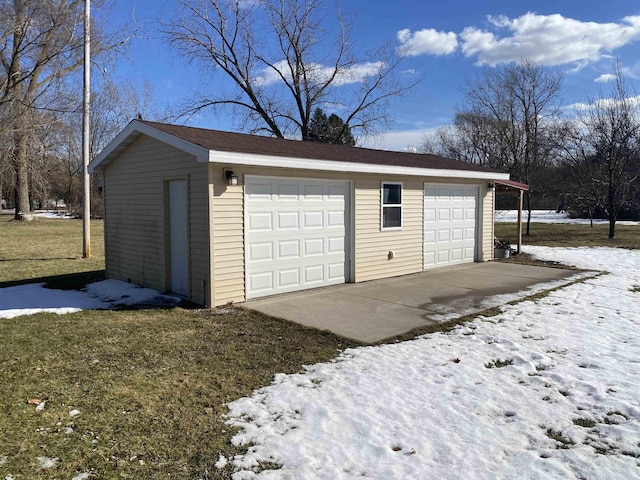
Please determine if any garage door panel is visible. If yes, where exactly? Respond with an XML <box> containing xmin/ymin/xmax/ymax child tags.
<box><xmin>465</xmin><ymin>227</ymin><xmax>475</xmax><ymax>239</ymax></box>
<box><xmin>246</xmin><ymin>181</ymin><xmax>272</xmax><ymax>198</ymax></box>
<box><xmin>328</xmin><ymin>236</ymin><xmax>345</xmax><ymax>254</ymax></box>
<box><xmin>246</xmin><ymin>177</ymin><xmax>349</xmax><ymax>299</ymax></box>
<box><xmin>278</xmin><ymin>240</ymin><xmax>300</xmax><ymax>259</ymax></box>
<box><xmin>278</xmin><ymin>269</ymin><xmax>300</xmax><ymax>288</ymax></box>
<box><xmin>248</xmin><ymin>212</ymin><xmax>272</xmax><ymax>230</ymax></box>
<box><xmin>424</xmin><ymin>183</ymin><xmax>478</xmax><ymax>270</ymax></box>
<box><xmin>303</xmin><ymin>185</ymin><xmax>323</xmax><ymax>198</ymax></box>
<box><xmin>327</xmin><ymin>210</ymin><xmax>344</xmax><ymax>227</ymax></box>
<box><xmin>277</xmin><ymin>183</ymin><xmax>298</xmax><ymax>198</ymax></box>
<box><xmin>249</xmin><ymin>242</ymin><xmax>273</xmax><ymax>262</ymax></box>
<box><xmin>276</xmin><ymin>211</ymin><xmax>297</xmax><ymax>229</ymax></box>
<box><xmin>452</xmin><ymin>208</ymin><xmax>464</xmax><ymax>220</ymax></box>
<box><xmin>250</xmin><ymin>272</ymin><xmax>274</xmax><ymax>293</ymax></box>
<box><xmin>304</xmin><ymin>265</ymin><xmax>324</xmax><ymax>283</ymax></box>
<box><xmin>304</xmin><ymin>211</ymin><xmax>323</xmax><ymax>228</ymax></box>
<box><xmin>304</xmin><ymin>238</ymin><xmax>324</xmax><ymax>255</ymax></box>
<box><xmin>328</xmin><ymin>186</ymin><xmax>346</xmax><ymax>198</ymax></box>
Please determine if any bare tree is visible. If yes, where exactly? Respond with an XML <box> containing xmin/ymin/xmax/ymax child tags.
<box><xmin>165</xmin><ymin>0</ymin><xmax>418</xmax><ymax>140</ymax></box>
<box><xmin>563</xmin><ymin>68</ymin><xmax>640</xmax><ymax>238</ymax></box>
<box><xmin>58</xmin><ymin>78</ymin><xmax>161</xmax><ymax>215</ymax></box>
<box><xmin>0</xmin><ymin>0</ymin><xmax>133</xmax><ymax>221</ymax></box>
<box><xmin>440</xmin><ymin>60</ymin><xmax>563</xmax><ymax>234</ymax></box>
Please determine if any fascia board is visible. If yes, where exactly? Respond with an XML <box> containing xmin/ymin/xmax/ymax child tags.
<box><xmin>206</xmin><ymin>149</ymin><xmax>510</xmax><ymax>181</ymax></box>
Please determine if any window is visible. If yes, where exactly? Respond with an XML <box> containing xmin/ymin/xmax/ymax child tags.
<box><xmin>381</xmin><ymin>182</ymin><xmax>402</xmax><ymax>230</ymax></box>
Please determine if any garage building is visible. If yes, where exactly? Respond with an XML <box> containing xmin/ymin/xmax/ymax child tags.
<box><xmin>89</xmin><ymin>120</ymin><xmax>515</xmax><ymax>307</ymax></box>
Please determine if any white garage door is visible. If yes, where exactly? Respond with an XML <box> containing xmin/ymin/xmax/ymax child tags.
<box><xmin>245</xmin><ymin>176</ymin><xmax>349</xmax><ymax>299</ymax></box>
<box><xmin>424</xmin><ymin>183</ymin><xmax>478</xmax><ymax>269</ymax></box>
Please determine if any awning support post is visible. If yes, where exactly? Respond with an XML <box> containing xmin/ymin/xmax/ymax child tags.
<box><xmin>517</xmin><ymin>190</ymin><xmax>523</xmax><ymax>254</ymax></box>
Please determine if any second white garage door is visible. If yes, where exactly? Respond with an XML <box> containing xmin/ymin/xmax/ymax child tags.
<box><xmin>245</xmin><ymin>176</ymin><xmax>350</xmax><ymax>299</ymax></box>
<box><xmin>424</xmin><ymin>183</ymin><xmax>478</xmax><ymax>269</ymax></box>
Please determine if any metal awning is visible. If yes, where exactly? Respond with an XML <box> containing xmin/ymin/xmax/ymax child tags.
<box><xmin>496</xmin><ymin>179</ymin><xmax>529</xmax><ymax>192</ymax></box>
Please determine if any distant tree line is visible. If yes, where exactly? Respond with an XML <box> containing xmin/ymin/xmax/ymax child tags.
<box><xmin>1</xmin><ymin>1</ymin><xmax>637</xmax><ymax>241</ymax></box>
<box><xmin>423</xmin><ymin>60</ymin><xmax>639</xmax><ymax>238</ymax></box>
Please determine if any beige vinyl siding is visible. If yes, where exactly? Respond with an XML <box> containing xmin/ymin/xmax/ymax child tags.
<box><xmin>210</xmin><ymin>166</ymin><xmax>245</xmax><ymax>305</ymax></box>
<box><xmin>209</xmin><ymin>165</ymin><xmax>493</xmax><ymax>305</ymax></box>
<box><xmin>482</xmin><ymin>186</ymin><xmax>495</xmax><ymax>261</ymax></box>
<box><xmin>354</xmin><ymin>179</ymin><xmax>424</xmax><ymax>282</ymax></box>
<box><xmin>103</xmin><ymin>135</ymin><xmax>210</xmax><ymax>305</ymax></box>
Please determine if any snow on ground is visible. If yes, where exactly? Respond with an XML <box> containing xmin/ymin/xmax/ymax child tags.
<box><xmin>495</xmin><ymin>210</ymin><xmax>639</xmax><ymax>225</ymax></box>
<box><xmin>225</xmin><ymin>247</ymin><xmax>640</xmax><ymax>479</ymax></box>
<box><xmin>0</xmin><ymin>279</ymin><xmax>180</xmax><ymax>319</ymax></box>
<box><xmin>34</xmin><ymin>211</ymin><xmax>74</xmax><ymax>219</ymax></box>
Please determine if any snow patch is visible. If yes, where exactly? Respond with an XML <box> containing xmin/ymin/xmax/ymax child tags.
<box><xmin>71</xmin><ymin>473</ymin><xmax>92</xmax><ymax>480</ymax></box>
<box><xmin>225</xmin><ymin>247</ymin><xmax>640</xmax><ymax>479</ymax></box>
<box><xmin>36</xmin><ymin>457</ymin><xmax>57</xmax><ymax>470</ymax></box>
<box><xmin>495</xmin><ymin>209</ymin><xmax>638</xmax><ymax>225</ymax></box>
<box><xmin>215</xmin><ymin>454</ymin><xmax>228</xmax><ymax>469</ymax></box>
<box><xmin>0</xmin><ymin>279</ymin><xmax>181</xmax><ymax>320</ymax></box>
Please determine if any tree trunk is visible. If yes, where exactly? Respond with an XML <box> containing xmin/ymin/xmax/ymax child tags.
<box><xmin>9</xmin><ymin>7</ymin><xmax>33</xmax><ymax>222</ymax></box>
<box><xmin>608</xmin><ymin>216</ymin><xmax>616</xmax><ymax>239</ymax></box>
<box><xmin>13</xmin><ymin>129</ymin><xmax>33</xmax><ymax>221</ymax></box>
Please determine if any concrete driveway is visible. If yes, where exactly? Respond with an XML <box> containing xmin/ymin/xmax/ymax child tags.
<box><xmin>244</xmin><ymin>262</ymin><xmax>580</xmax><ymax>343</ymax></box>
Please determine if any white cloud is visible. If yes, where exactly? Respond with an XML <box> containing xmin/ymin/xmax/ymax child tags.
<box><xmin>594</xmin><ymin>74</ymin><xmax>618</xmax><ymax>83</ymax></box>
<box><xmin>565</xmin><ymin>94</ymin><xmax>640</xmax><ymax>111</ymax></box>
<box><xmin>255</xmin><ymin>61</ymin><xmax>384</xmax><ymax>87</ymax></box>
<box><xmin>396</xmin><ymin>28</ymin><xmax>458</xmax><ymax>56</ymax></box>
<box><xmin>459</xmin><ymin>12</ymin><xmax>640</xmax><ymax>66</ymax></box>
<box><xmin>360</xmin><ymin>127</ymin><xmax>438</xmax><ymax>152</ymax></box>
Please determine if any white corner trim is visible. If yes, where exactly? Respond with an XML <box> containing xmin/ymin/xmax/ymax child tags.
<box><xmin>89</xmin><ymin>120</ymin><xmax>210</xmax><ymax>172</ymax></box>
<box><xmin>207</xmin><ymin>149</ymin><xmax>510</xmax><ymax>180</ymax></box>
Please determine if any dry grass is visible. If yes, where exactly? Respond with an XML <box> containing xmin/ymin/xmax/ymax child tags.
<box><xmin>495</xmin><ymin>222</ymin><xmax>640</xmax><ymax>249</ymax></box>
<box><xmin>0</xmin><ymin>215</ymin><xmax>358</xmax><ymax>478</ymax></box>
<box><xmin>1</xmin><ymin>214</ymin><xmax>637</xmax><ymax>477</ymax></box>
<box><xmin>0</xmin><ymin>214</ymin><xmax>105</xmax><ymax>288</ymax></box>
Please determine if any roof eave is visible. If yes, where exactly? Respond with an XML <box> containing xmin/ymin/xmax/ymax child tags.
<box><xmin>207</xmin><ymin>149</ymin><xmax>511</xmax><ymax>181</ymax></box>
<box><xmin>88</xmin><ymin>120</ymin><xmax>210</xmax><ymax>173</ymax></box>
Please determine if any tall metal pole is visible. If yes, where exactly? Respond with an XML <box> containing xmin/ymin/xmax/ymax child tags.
<box><xmin>82</xmin><ymin>0</ymin><xmax>91</xmax><ymax>258</ymax></box>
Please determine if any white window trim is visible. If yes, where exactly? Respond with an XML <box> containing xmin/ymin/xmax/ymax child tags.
<box><xmin>381</xmin><ymin>181</ymin><xmax>403</xmax><ymax>231</ymax></box>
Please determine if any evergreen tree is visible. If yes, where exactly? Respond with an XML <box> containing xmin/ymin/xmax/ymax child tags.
<box><xmin>308</xmin><ymin>108</ymin><xmax>356</xmax><ymax>146</ymax></box>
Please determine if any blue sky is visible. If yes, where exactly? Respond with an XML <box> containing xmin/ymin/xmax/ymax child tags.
<box><xmin>110</xmin><ymin>0</ymin><xmax>640</xmax><ymax>151</ymax></box>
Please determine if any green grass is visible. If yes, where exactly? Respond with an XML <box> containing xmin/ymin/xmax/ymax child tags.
<box><xmin>495</xmin><ymin>222</ymin><xmax>640</xmax><ymax>249</ymax></box>
<box><xmin>0</xmin><ymin>216</ymin><xmax>358</xmax><ymax>478</ymax></box>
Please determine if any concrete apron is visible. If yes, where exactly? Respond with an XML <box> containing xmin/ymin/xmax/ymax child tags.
<box><xmin>244</xmin><ymin>262</ymin><xmax>580</xmax><ymax>343</ymax></box>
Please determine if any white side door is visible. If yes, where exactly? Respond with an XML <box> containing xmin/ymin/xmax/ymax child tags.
<box><xmin>168</xmin><ymin>179</ymin><xmax>189</xmax><ymax>296</ymax></box>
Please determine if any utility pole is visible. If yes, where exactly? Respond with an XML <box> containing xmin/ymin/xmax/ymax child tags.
<box><xmin>82</xmin><ymin>0</ymin><xmax>91</xmax><ymax>258</ymax></box>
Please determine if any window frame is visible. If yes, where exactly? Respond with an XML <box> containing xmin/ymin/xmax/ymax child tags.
<box><xmin>380</xmin><ymin>181</ymin><xmax>403</xmax><ymax>231</ymax></box>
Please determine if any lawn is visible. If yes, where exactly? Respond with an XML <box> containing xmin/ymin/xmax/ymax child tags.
<box><xmin>1</xmin><ymin>215</ymin><xmax>638</xmax><ymax>478</ymax></box>
<box><xmin>495</xmin><ymin>222</ymin><xmax>640</xmax><ymax>249</ymax></box>
<box><xmin>0</xmin><ymin>215</ymin><xmax>358</xmax><ymax>479</ymax></box>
